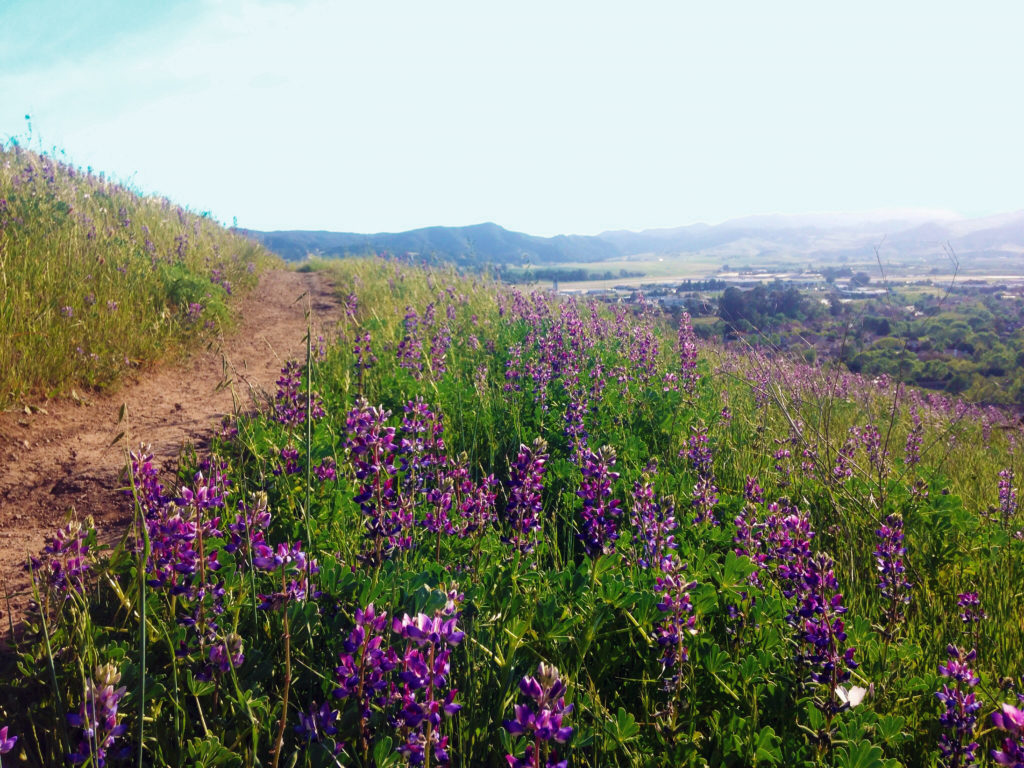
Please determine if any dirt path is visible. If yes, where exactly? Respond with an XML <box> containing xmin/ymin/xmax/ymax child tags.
<box><xmin>0</xmin><ymin>269</ymin><xmax>340</xmax><ymax>621</ymax></box>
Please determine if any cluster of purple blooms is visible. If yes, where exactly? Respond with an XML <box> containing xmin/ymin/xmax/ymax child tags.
<box><xmin>0</xmin><ymin>726</ymin><xmax>16</xmax><ymax>758</ymax></box>
<box><xmin>505</xmin><ymin>662</ymin><xmax>574</xmax><ymax>768</ymax></box>
<box><xmin>346</xmin><ymin>397</ymin><xmax>500</xmax><ymax>565</ymax></box>
<box><xmin>991</xmin><ymin>703</ymin><xmax>1024</xmax><ymax>766</ymax></box>
<box><xmin>273</xmin><ymin>360</ymin><xmax>326</xmax><ymax>427</ymax></box>
<box><xmin>328</xmin><ymin>596</ymin><xmax>467</xmax><ymax>766</ymax></box>
<box><xmin>998</xmin><ymin>468</ymin><xmax>1019</xmax><ymax>528</ymax></box>
<box><xmin>936</xmin><ymin>645</ymin><xmax>982</xmax><ymax>768</ymax></box>
<box><xmin>874</xmin><ymin>513</ymin><xmax>912</xmax><ymax>630</ymax></box>
<box><xmin>392</xmin><ymin>609</ymin><xmax>465</xmax><ymax>765</ymax></box>
<box><xmin>397</xmin><ymin>306</ymin><xmax>425</xmax><ymax>378</ymax></box>
<box><xmin>576</xmin><ymin>445</ymin><xmax>622</xmax><ymax>558</ymax></box>
<box><xmin>28</xmin><ymin>518</ymin><xmax>92</xmax><ymax>601</ymax></box>
<box><xmin>684</xmin><ymin>427</ymin><xmax>719</xmax><ymax>525</ymax></box>
<box><xmin>504</xmin><ymin>439</ymin><xmax>548</xmax><ymax>555</ymax></box>
<box><xmin>676</xmin><ymin>312</ymin><xmax>700</xmax><ymax>395</ymax></box>
<box><xmin>629</xmin><ymin>460</ymin><xmax>677</xmax><ymax>571</ymax></box>
<box><xmin>67</xmin><ymin>664</ymin><xmax>128</xmax><ymax>767</ymax></box>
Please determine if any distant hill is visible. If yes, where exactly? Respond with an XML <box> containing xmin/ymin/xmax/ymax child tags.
<box><xmin>241</xmin><ymin>222</ymin><xmax>619</xmax><ymax>266</ymax></box>
<box><xmin>244</xmin><ymin>210</ymin><xmax>1024</xmax><ymax>268</ymax></box>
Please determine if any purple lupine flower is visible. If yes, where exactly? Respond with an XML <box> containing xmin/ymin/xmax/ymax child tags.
<box><xmin>397</xmin><ymin>306</ymin><xmax>425</xmax><ymax>378</ymax></box>
<box><xmin>577</xmin><ymin>446</ymin><xmax>622</xmax><ymax>557</ymax></box>
<box><xmin>354</xmin><ymin>331</ymin><xmax>377</xmax><ymax>372</ymax></box>
<box><xmin>832</xmin><ymin>428</ymin><xmax>858</xmax><ymax>482</ymax></box>
<box><xmin>128</xmin><ymin>444</ymin><xmax>167</xmax><ymax>514</ymax></box>
<box><xmin>314</xmin><ymin>456</ymin><xmax>337</xmax><ymax>482</ymax></box>
<box><xmin>429</xmin><ymin>322</ymin><xmax>451</xmax><ymax>376</ymax></box>
<box><xmin>208</xmin><ymin>632</ymin><xmax>245</xmax><ymax>673</ymax></box>
<box><xmin>254</xmin><ymin>541</ymin><xmax>319</xmax><ymax>610</ymax></box>
<box><xmin>274</xmin><ymin>445</ymin><xmax>302</xmax><ymax>476</ymax></box>
<box><xmin>0</xmin><ymin>726</ymin><xmax>17</xmax><ymax>754</ymax></box>
<box><xmin>629</xmin><ymin>460</ymin><xmax>677</xmax><ymax>571</ymax></box>
<box><xmin>685</xmin><ymin>427</ymin><xmax>719</xmax><ymax>525</ymax></box>
<box><xmin>392</xmin><ymin>612</ymin><xmax>464</xmax><ymax>766</ymax></box>
<box><xmin>346</xmin><ymin>399</ymin><xmax>404</xmax><ymax>564</ymax></box>
<box><xmin>958</xmin><ymin>593</ymin><xmax>986</xmax><ymax>627</ymax></box>
<box><xmin>61</xmin><ymin>305</ymin><xmax>74</xmax><ymax>318</ymax></box>
<box><xmin>68</xmin><ymin>664</ymin><xmax>128</xmax><ymax>766</ymax></box>
<box><xmin>678</xmin><ymin>312</ymin><xmax>700</xmax><ymax>395</ymax></box>
<box><xmin>998</xmin><ymin>469</ymin><xmax>1018</xmax><ymax>525</ymax></box>
<box><xmin>273</xmin><ymin>360</ymin><xmax>326</xmax><ymax>427</ymax></box>
<box><xmin>505</xmin><ymin>662</ymin><xmax>573</xmax><ymax>768</ymax></box>
<box><xmin>794</xmin><ymin>552</ymin><xmax>858</xmax><ymax>712</ymax></box>
<box><xmin>295</xmin><ymin>701</ymin><xmax>340</xmax><ymax>745</ymax></box>
<box><xmin>991</xmin><ymin>703</ymin><xmax>1024</xmax><ymax>767</ymax></box>
<box><xmin>875</xmin><ymin>513</ymin><xmax>912</xmax><ymax>630</ymax></box>
<box><xmin>504</xmin><ymin>438</ymin><xmax>548</xmax><ymax>555</ymax></box>
<box><xmin>458</xmin><ymin>473</ymin><xmax>498</xmax><ymax>538</ymax></box>
<box><xmin>905</xmin><ymin>405</ymin><xmax>924</xmax><ymax>468</ymax></box>
<box><xmin>744</xmin><ymin>476</ymin><xmax>765</xmax><ymax>504</ymax></box>
<box><xmin>224</xmin><ymin>493</ymin><xmax>272</xmax><ymax>565</ymax></box>
<box><xmin>936</xmin><ymin>645</ymin><xmax>981</xmax><ymax>768</ymax></box>
<box><xmin>335</xmin><ymin>604</ymin><xmax>398</xmax><ymax>751</ymax></box>
<box><xmin>653</xmin><ymin>569</ymin><xmax>698</xmax><ymax>677</ymax></box>
<box><xmin>773</xmin><ymin>447</ymin><xmax>792</xmax><ymax>488</ymax></box>
<box><xmin>28</xmin><ymin>519</ymin><xmax>92</xmax><ymax>600</ymax></box>
<box><xmin>860</xmin><ymin>423</ymin><xmax>889</xmax><ymax>477</ymax></box>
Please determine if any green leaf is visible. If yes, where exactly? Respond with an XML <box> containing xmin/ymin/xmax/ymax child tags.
<box><xmin>834</xmin><ymin>739</ymin><xmax>900</xmax><ymax>768</ymax></box>
<box><xmin>185</xmin><ymin>735</ymin><xmax>243</xmax><ymax>767</ymax></box>
<box><xmin>752</xmin><ymin>725</ymin><xmax>782</xmax><ymax>766</ymax></box>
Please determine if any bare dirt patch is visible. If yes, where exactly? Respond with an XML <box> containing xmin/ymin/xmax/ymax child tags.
<box><xmin>0</xmin><ymin>269</ymin><xmax>340</xmax><ymax>624</ymax></box>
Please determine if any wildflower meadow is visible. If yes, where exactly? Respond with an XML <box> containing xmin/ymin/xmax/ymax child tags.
<box><xmin>3</xmin><ymin>248</ymin><xmax>1024</xmax><ymax>767</ymax></box>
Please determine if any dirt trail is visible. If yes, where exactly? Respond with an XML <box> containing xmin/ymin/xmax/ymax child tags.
<box><xmin>0</xmin><ymin>269</ymin><xmax>340</xmax><ymax>620</ymax></box>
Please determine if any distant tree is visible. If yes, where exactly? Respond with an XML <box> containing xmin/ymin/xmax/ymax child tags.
<box><xmin>850</xmin><ymin>272</ymin><xmax>871</xmax><ymax>287</ymax></box>
<box><xmin>719</xmin><ymin>287</ymin><xmax>746</xmax><ymax>324</ymax></box>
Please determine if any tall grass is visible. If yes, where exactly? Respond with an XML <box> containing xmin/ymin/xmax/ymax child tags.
<box><xmin>0</xmin><ymin>142</ymin><xmax>276</xmax><ymax>409</ymax></box>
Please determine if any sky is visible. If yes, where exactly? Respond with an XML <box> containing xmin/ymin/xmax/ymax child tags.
<box><xmin>2</xmin><ymin>1</ymin><xmax>1024</xmax><ymax>236</ymax></box>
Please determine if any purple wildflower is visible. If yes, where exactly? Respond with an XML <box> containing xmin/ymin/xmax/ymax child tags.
<box><xmin>68</xmin><ymin>664</ymin><xmax>128</xmax><ymax>767</ymax></box>
<box><xmin>936</xmin><ymin>645</ymin><xmax>981</xmax><ymax>768</ymax></box>
<box><xmin>273</xmin><ymin>360</ymin><xmax>326</xmax><ymax>427</ymax></box>
<box><xmin>629</xmin><ymin>460</ymin><xmax>677</xmax><ymax>571</ymax></box>
<box><xmin>991</xmin><ymin>703</ymin><xmax>1024</xmax><ymax>767</ymax></box>
<box><xmin>875</xmin><ymin>513</ymin><xmax>912</xmax><ymax>630</ymax></box>
<box><xmin>505</xmin><ymin>662</ymin><xmax>574</xmax><ymax>768</ymax></box>
<box><xmin>654</xmin><ymin>569</ymin><xmax>698</xmax><ymax>677</ymax></box>
<box><xmin>999</xmin><ymin>469</ymin><xmax>1018</xmax><ymax>525</ymax></box>
<box><xmin>335</xmin><ymin>604</ymin><xmax>398</xmax><ymax>753</ymax></box>
<box><xmin>678</xmin><ymin>312</ymin><xmax>700</xmax><ymax>395</ymax></box>
<box><xmin>392</xmin><ymin>612</ymin><xmax>464</xmax><ymax>766</ymax></box>
<box><xmin>397</xmin><ymin>306</ymin><xmax>425</xmax><ymax>378</ymax></box>
<box><xmin>0</xmin><ymin>726</ymin><xmax>17</xmax><ymax>754</ymax></box>
<box><xmin>28</xmin><ymin>519</ymin><xmax>92</xmax><ymax>601</ymax></box>
<box><xmin>295</xmin><ymin>701</ymin><xmax>340</xmax><ymax>745</ymax></box>
<box><xmin>504</xmin><ymin>439</ymin><xmax>548</xmax><ymax>555</ymax></box>
<box><xmin>577</xmin><ymin>445</ymin><xmax>622</xmax><ymax>557</ymax></box>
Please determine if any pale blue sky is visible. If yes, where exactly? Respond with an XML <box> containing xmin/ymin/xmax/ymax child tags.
<box><xmin>2</xmin><ymin>1</ymin><xmax>1023</xmax><ymax>235</ymax></box>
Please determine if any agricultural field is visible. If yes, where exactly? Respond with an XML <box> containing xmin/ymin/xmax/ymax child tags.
<box><xmin>3</xmin><ymin>254</ymin><xmax>1024</xmax><ymax>767</ymax></box>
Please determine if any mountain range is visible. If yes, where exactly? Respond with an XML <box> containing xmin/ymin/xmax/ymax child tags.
<box><xmin>242</xmin><ymin>209</ymin><xmax>1024</xmax><ymax>268</ymax></box>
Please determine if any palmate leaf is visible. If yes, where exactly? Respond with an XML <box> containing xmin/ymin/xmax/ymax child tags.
<box><xmin>185</xmin><ymin>735</ymin><xmax>243</xmax><ymax>767</ymax></box>
<box><xmin>834</xmin><ymin>739</ymin><xmax>902</xmax><ymax>768</ymax></box>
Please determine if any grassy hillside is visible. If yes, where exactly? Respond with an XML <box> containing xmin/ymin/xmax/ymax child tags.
<box><xmin>4</xmin><ymin>256</ymin><xmax>1024</xmax><ymax>767</ymax></box>
<box><xmin>0</xmin><ymin>143</ymin><xmax>276</xmax><ymax>409</ymax></box>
